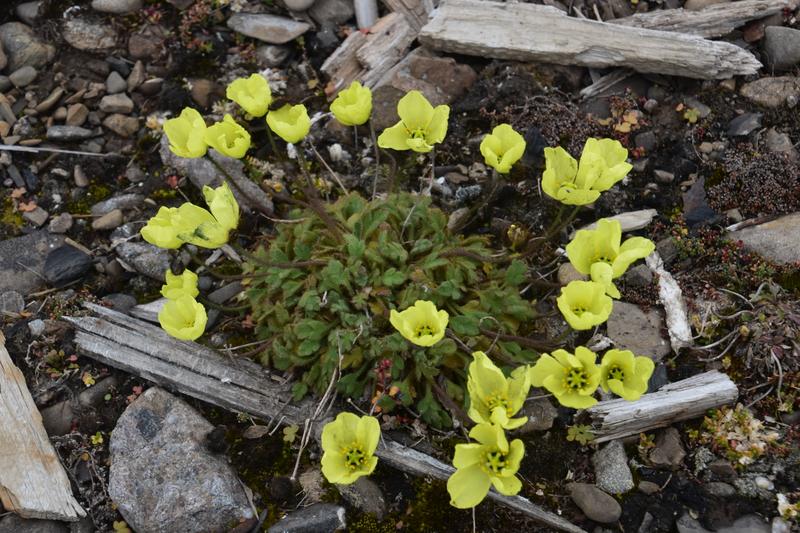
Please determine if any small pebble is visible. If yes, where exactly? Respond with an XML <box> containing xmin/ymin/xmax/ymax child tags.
<box><xmin>28</xmin><ymin>318</ymin><xmax>46</xmax><ymax>337</ymax></box>
<box><xmin>92</xmin><ymin>208</ymin><xmax>124</xmax><ymax>230</ymax></box>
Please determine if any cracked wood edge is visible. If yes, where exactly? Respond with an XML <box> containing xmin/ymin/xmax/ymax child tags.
<box><xmin>0</xmin><ymin>332</ymin><xmax>86</xmax><ymax>521</ymax></box>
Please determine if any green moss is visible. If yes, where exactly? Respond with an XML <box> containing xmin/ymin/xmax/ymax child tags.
<box><xmin>1</xmin><ymin>196</ymin><xmax>24</xmax><ymax>234</ymax></box>
<box><xmin>150</xmin><ymin>188</ymin><xmax>179</xmax><ymax>201</ymax></box>
<box><xmin>67</xmin><ymin>182</ymin><xmax>112</xmax><ymax>215</ymax></box>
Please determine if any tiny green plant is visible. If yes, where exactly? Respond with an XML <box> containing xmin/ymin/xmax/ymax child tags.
<box><xmin>566</xmin><ymin>425</ymin><xmax>595</xmax><ymax>446</ymax></box>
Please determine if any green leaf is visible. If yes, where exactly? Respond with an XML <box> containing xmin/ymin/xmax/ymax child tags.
<box><xmin>298</xmin><ymin>290</ymin><xmax>321</xmax><ymax>312</ymax></box>
<box><xmin>429</xmin><ymin>338</ymin><xmax>457</xmax><ymax>357</ymax></box>
<box><xmin>435</xmin><ymin>280</ymin><xmax>461</xmax><ymax>300</ymax></box>
<box><xmin>297</xmin><ymin>338</ymin><xmax>320</xmax><ymax>357</ymax></box>
<box><xmin>382</xmin><ymin>268</ymin><xmax>406</xmax><ymax>287</ymax></box>
<box><xmin>449</xmin><ymin>314</ymin><xmax>481</xmax><ymax>336</ymax></box>
<box><xmin>505</xmin><ymin>260</ymin><xmax>528</xmax><ymax>286</ymax></box>
<box><xmin>291</xmin><ymin>382</ymin><xmax>309</xmax><ymax>401</ymax></box>
<box><xmin>320</xmin><ymin>260</ymin><xmax>345</xmax><ymax>290</ymax></box>
<box><xmin>296</xmin><ymin>319</ymin><xmax>329</xmax><ymax>341</ymax></box>
<box><xmin>410</xmin><ymin>239</ymin><xmax>433</xmax><ymax>255</ymax></box>
<box><xmin>345</xmin><ymin>235</ymin><xmax>366</xmax><ymax>259</ymax></box>
<box><xmin>417</xmin><ymin>385</ymin><xmax>451</xmax><ymax>428</ymax></box>
<box><xmin>293</xmin><ymin>241</ymin><xmax>312</xmax><ymax>260</ymax></box>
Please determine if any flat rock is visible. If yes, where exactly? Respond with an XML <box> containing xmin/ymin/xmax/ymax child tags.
<box><xmin>568</xmin><ymin>483</ymin><xmax>621</xmax><ymax>523</ymax></box>
<box><xmin>0</xmin><ymin>515</ymin><xmax>69</xmax><ymax>533</ymax></box>
<box><xmin>704</xmin><ymin>481</ymin><xmax>736</xmax><ymax>497</ymax></box>
<box><xmin>91</xmin><ymin>193</ymin><xmax>144</xmax><ymax>215</ymax></box>
<box><xmin>266</xmin><ymin>503</ymin><xmax>346</xmax><ymax>533</ymax></box>
<box><xmin>109</xmin><ymin>388</ymin><xmax>254</xmax><ymax>533</ymax></box>
<box><xmin>0</xmin><ymin>41</ymin><xmax>7</xmax><ymax>71</ymax></box>
<box><xmin>677</xmin><ymin>514</ymin><xmax>712</xmax><ymax>533</ymax></box>
<box><xmin>10</xmin><ymin>65</ymin><xmax>37</xmax><ymax>87</ymax></box>
<box><xmin>764</xmin><ymin>128</ymin><xmax>798</xmax><ymax>162</ymax></box>
<box><xmin>63</xmin><ymin>17</ymin><xmax>118</xmax><ymax>51</ymax></box>
<box><xmin>66</xmin><ymin>104</ymin><xmax>89</xmax><ymax>127</ymax></box>
<box><xmin>0</xmin><ymin>291</ymin><xmax>25</xmax><ymax>314</ymax></box>
<box><xmin>727</xmin><ymin>112</ymin><xmax>762</xmax><ymax>137</ymax></box>
<box><xmin>99</xmin><ymin>93</ymin><xmax>134</xmax><ymax>114</ymax></box>
<box><xmin>763</xmin><ymin>26</ymin><xmax>800</xmax><ymax>71</ymax></box>
<box><xmin>716</xmin><ymin>514</ymin><xmax>770</xmax><ymax>533</ymax></box>
<box><xmin>648</xmin><ymin>427</ymin><xmax>686</xmax><ymax>469</ymax></box>
<box><xmin>0</xmin><ymin>22</ymin><xmax>55</xmax><ymax>71</ymax></box>
<box><xmin>91</xmin><ymin>0</ymin><xmax>143</xmax><ymax>14</ymax></box>
<box><xmin>115</xmin><ymin>242</ymin><xmax>169</xmax><ymax>279</ymax></box>
<box><xmin>226</xmin><ymin>13</ymin><xmax>311</xmax><ymax>44</ymax></box>
<box><xmin>128</xmin><ymin>28</ymin><xmax>164</xmax><ymax>59</ymax></box>
<box><xmin>728</xmin><ymin>212</ymin><xmax>800</xmax><ymax>265</ymax></box>
<box><xmin>593</xmin><ymin>440</ymin><xmax>634</xmax><ymax>494</ymax></box>
<box><xmin>103</xmin><ymin>113</ymin><xmax>139</xmax><ymax>137</ymax></box>
<box><xmin>573</xmin><ymin>209</ymin><xmax>657</xmax><ymax>235</ymax></box>
<box><xmin>47</xmin><ymin>125</ymin><xmax>94</xmax><ymax>141</ymax></box>
<box><xmin>335</xmin><ymin>478</ymin><xmax>386</xmax><ymax>520</ymax></box>
<box><xmin>255</xmin><ymin>44</ymin><xmax>291</xmax><ymax>67</ymax></box>
<box><xmin>105</xmin><ymin>70</ymin><xmax>127</xmax><ymax>94</ymax></box>
<box><xmin>23</xmin><ymin>206</ymin><xmax>49</xmax><ymax>227</ymax></box>
<box><xmin>0</xmin><ymin>232</ymin><xmax>64</xmax><ymax>294</ymax></box>
<box><xmin>516</xmin><ymin>397</ymin><xmax>558</xmax><ymax>433</ymax></box>
<box><xmin>740</xmin><ymin>76</ymin><xmax>800</xmax><ymax>108</ymax></box>
<box><xmin>43</xmin><ymin>245</ymin><xmax>92</xmax><ymax>286</ymax></box>
<box><xmin>309</xmin><ymin>0</ymin><xmax>354</xmax><ymax>27</ymax></box>
<box><xmin>606</xmin><ymin>301</ymin><xmax>671</xmax><ymax>361</ymax></box>
<box><xmin>15</xmin><ymin>2</ymin><xmax>43</xmax><ymax>26</ymax></box>
<box><xmin>92</xmin><ymin>209</ymin><xmax>124</xmax><ymax>230</ymax></box>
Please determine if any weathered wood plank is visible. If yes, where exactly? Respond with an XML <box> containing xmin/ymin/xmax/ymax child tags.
<box><xmin>381</xmin><ymin>0</ymin><xmax>434</xmax><ymax>31</ymax></box>
<box><xmin>0</xmin><ymin>333</ymin><xmax>86</xmax><ymax>521</ymax></box>
<box><xmin>65</xmin><ymin>305</ymin><xmax>584</xmax><ymax>533</ymax></box>
<box><xmin>418</xmin><ymin>0</ymin><xmax>762</xmax><ymax>79</ymax></box>
<box><xmin>586</xmin><ymin>370</ymin><xmax>738</xmax><ymax>443</ymax></box>
<box><xmin>611</xmin><ymin>0</ymin><xmax>798</xmax><ymax>38</ymax></box>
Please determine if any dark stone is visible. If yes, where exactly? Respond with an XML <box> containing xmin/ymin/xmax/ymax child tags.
<box><xmin>635</xmin><ymin>131</ymin><xmax>657</xmax><ymax>152</ymax></box>
<box><xmin>727</xmin><ymin>112</ymin><xmax>762</xmax><ymax>137</ymax></box>
<box><xmin>43</xmin><ymin>245</ymin><xmax>92</xmax><ymax>286</ymax></box>
<box><xmin>266</xmin><ymin>503</ymin><xmax>346</xmax><ymax>533</ymax></box>
<box><xmin>0</xmin><ymin>232</ymin><xmax>65</xmax><ymax>294</ymax></box>
<box><xmin>101</xmin><ymin>293</ymin><xmax>137</xmax><ymax>313</ymax></box>
<box><xmin>0</xmin><ymin>515</ymin><xmax>69</xmax><ymax>533</ymax></box>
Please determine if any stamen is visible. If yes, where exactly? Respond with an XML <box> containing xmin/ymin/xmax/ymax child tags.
<box><xmin>415</xmin><ymin>324</ymin><xmax>434</xmax><ymax>337</ymax></box>
<box><xmin>342</xmin><ymin>444</ymin><xmax>367</xmax><ymax>470</ymax></box>
<box><xmin>563</xmin><ymin>368</ymin><xmax>588</xmax><ymax>390</ymax></box>
<box><xmin>608</xmin><ymin>366</ymin><xmax>624</xmax><ymax>381</ymax></box>
<box><xmin>482</xmin><ymin>449</ymin><xmax>508</xmax><ymax>474</ymax></box>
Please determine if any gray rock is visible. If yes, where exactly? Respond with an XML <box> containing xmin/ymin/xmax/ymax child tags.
<box><xmin>48</xmin><ymin>212</ymin><xmax>74</xmax><ymax>234</ymax></box>
<box><xmin>0</xmin><ymin>515</ymin><xmax>68</xmax><ymax>533</ymax></box>
<box><xmin>516</xmin><ymin>397</ymin><xmax>558</xmax><ymax>433</ymax></box>
<box><xmin>284</xmin><ymin>0</ymin><xmax>316</xmax><ymax>10</ymax></box>
<box><xmin>255</xmin><ymin>44</ymin><xmax>291</xmax><ymax>67</ymax></box>
<box><xmin>763</xmin><ymin>26</ymin><xmax>800</xmax><ymax>71</ymax></box>
<box><xmin>729</xmin><ymin>212</ymin><xmax>800</xmax><ymax>265</ymax></box>
<box><xmin>0</xmin><ymin>22</ymin><xmax>55</xmax><ymax>71</ymax></box>
<box><xmin>684</xmin><ymin>0</ymin><xmax>729</xmax><ymax>9</ymax></box>
<box><xmin>28</xmin><ymin>318</ymin><xmax>46</xmax><ymax>337</ymax></box>
<box><xmin>649</xmin><ymin>427</ymin><xmax>686</xmax><ymax>469</ymax></box>
<box><xmin>99</xmin><ymin>93</ymin><xmax>134</xmax><ymax>114</ymax></box>
<box><xmin>740</xmin><ymin>77</ymin><xmax>800</xmax><ymax>108</ymax></box>
<box><xmin>105</xmin><ymin>70</ymin><xmax>127</xmax><ymax>94</ymax></box>
<box><xmin>92</xmin><ymin>209</ymin><xmax>124</xmax><ymax>230</ymax></box>
<box><xmin>43</xmin><ymin>245</ymin><xmax>92</xmax><ymax>286</ymax></box>
<box><xmin>335</xmin><ymin>478</ymin><xmax>386</xmax><ymax>520</ymax></box>
<box><xmin>15</xmin><ymin>1</ymin><xmax>42</xmax><ymax>25</ymax></box>
<box><xmin>676</xmin><ymin>514</ymin><xmax>712</xmax><ymax>533</ymax></box>
<box><xmin>634</xmin><ymin>131</ymin><xmax>656</xmax><ymax>152</ymax></box>
<box><xmin>47</xmin><ymin>126</ymin><xmax>94</xmax><ymax>142</ymax></box>
<box><xmin>708</xmin><ymin>459</ymin><xmax>738</xmax><ymax>482</ymax></box>
<box><xmin>772</xmin><ymin>517</ymin><xmax>792</xmax><ymax>533</ymax></box>
<box><xmin>128</xmin><ymin>28</ymin><xmax>164</xmax><ymax>59</ymax></box>
<box><xmin>0</xmin><ymin>291</ymin><xmax>25</xmax><ymax>314</ymax></box>
<box><xmin>727</xmin><ymin>112</ymin><xmax>762</xmax><ymax>137</ymax></box>
<box><xmin>159</xmin><ymin>135</ymin><xmax>273</xmax><ymax>215</ymax></box>
<box><xmin>74</xmin><ymin>165</ymin><xmax>90</xmax><ymax>187</ymax></box>
<box><xmin>267</xmin><ymin>503</ymin><xmax>346</xmax><ymax>533</ymax></box>
<box><xmin>0</xmin><ymin>75</ymin><xmax>11</xmax><ymax>92</ymax></box>
<box><xmin>606</xmin><ymin>301</ymin><xmax>671</xmax><ymax>361</ymax></box>
<box><xmin>593</xmin><ymin>440</ymin><xmax>634</xmax><ymax>494</ymax></box>
<box><xmin>9</xmin><ymin>65</ymin><xmax>37</xmax><ymax>87</ymax></box>
<box><xmin>623</xmin><ymin>264</ymin><xmax>653</xmax><ymax>287</ymax></box>
<box><xmin>716</xmin><ymin>514</ymin><xmax>770</xmax><ymax>533</ymax></box>
<box><xmin>109</xmin><ymin>388</ymin><xmax>254</xmax><ymax>533</ymax></box>
<box><xmin>66</xmin><ymin>104</ymin><xmax>89</xmax><ymax>127</ymax></box>
<box><xmin>568</xmin><ymin>483</ymin><xmax>621</xmax><ymax>524</ymax></box>
<box><xmin>764</xmin><ymin>128</ymin><xmax>798</xmax><ymax>161</ymax></box>
<box><xmin>167</xmin><ymin>0</ymin><xmax>194</xmax><ymax>8</ymax></box>
<box><xmin>63</xmin><ymin>18</ymin><xmax>118</xmax><ymax>51</ymax></box>
<box><xmin>79</xmin><ymin>376</ymin><xmax>119</xmax><ymax>408</ymax></box>
<box><xmin>40</xmin><ymin>400</ymin><xmax>74</xmax><ymax>436</ymax></box>
<box><xmin>23</xmin><ymin>206</ymin><xmax>49</xmax><ymax>227</ymax></box>
<box><xmin>557</xmin><ymin>263</ymin><xmax>587</xmax><ymax>285</ymax></box>
<box><xmin>115</xmin><ymin>242</ymin><xmax>169</xmax><ymax>279</ymax></box>
<box><xmin>638</xmin><ymin>480</ymin><xmax>660</xmax><ymax>494</ymax></box>
<box><xmin>0</xmin><ymin>40</ymin><xmax>5</xmax><ymax>71</ymax></box>
<box><xmin>226</xmin><ymin>13</ymin><xmax>311</xmax><ymax>44</ymax></box>
<box><xmin>704</xmin><ymin>481</ymin><xmax>735</xmax><ymax>497</ymax></box>
<box><xmin>0</xmin><ymin>232</ymin><xmax>64</xmax><ymax>294</ymax></box>
<box><xmin>309</xmin><ymin>0</ymin><xmax>354</xmax><ymax>27</ymax></box>
<box><xmin>127</xmin><ymin>60</ymin><xmax>145</xmax><ymax>92</ymax></box>
<box><xmin>91</xmin><ymin>0</ymin><xmax>143</xmax><ymax>14</ymax></box>
<box><xmin>684</xmin><ymin>97</ymin><xmax>711</xmax><ymax>118</ymax></box>
<box><xmin>91</xmin><ymin>194</ymin><xmax>144</xmax><ymax>216</ymax></box>
<box><xmin>101</xmin><ymin>293</ymin><xmax>137</xmax><ymax>313</ymax></box>
<box><xmin>125</xmin><ymin>165</ymin><xmax>146</xmax><ymax>183</ymax></box>
<box><xmin>103</xmin><ymin>113</ymin><xmax>139</xmax><ymax>138</ymax></box>
<box><xmin>208</xmin><ymin>282</ymin><xmax>243</xmax><ymax>304</ymax></box>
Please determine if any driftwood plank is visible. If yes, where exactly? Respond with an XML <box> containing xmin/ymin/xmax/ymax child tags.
<box><xmin>65</xmin><ymin>304</ymin><xmax>584</xmax><ymax>533</ymax></box>
<box><xmin>0</xmin><ymin>333</ymin><xmax>86</xmax><ymax>521</ymax></box>
<box><xmin>611</xmin><ymin>0</ymin><xmax>798</xmax><ymax>38</ymax></box>
<box><xmin>418</xmin><ymin>0</ymin><xmax>761</xmax><ymax>79</ymax></box>
<box><xmin>586</xmin><ymin>370</ymin><xmax>738</xmax><ymax>443</ymax></box>
<box><xmin>381</xmin><ymin>0</ymin><xmax>434</xmax><ymax>31</ymax></box>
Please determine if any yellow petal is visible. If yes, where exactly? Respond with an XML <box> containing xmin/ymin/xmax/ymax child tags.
<box><xmin>161</xmin><ymin>269</ymin><xmax>199</xmax><ymax>300</ymax></box>
<box><xmin>425</xmin><ymin>105</ymin><xmax>450</xmax><ymax>145</ymax></box>
<box><xmin>559</xmin><ymin>187</ymin><xmax>601</xmax><ymax>206</ymax></box>
<box><xmin>452</xmin><ymin>443</ymin><xmax>484</xmax><ymax>469</ymax></box>
<box><xmin>204</xmin><ymin>114</ymin><xmax>251</xmax><ymax>159</ymax></box>
<box><xmin>331</xmin><ymin>81</ymin><xmax>372</xmax><ymax>126</ymax></box>
<box><xmin>321</xmin><ymin>451</ymin><xmax>348</xmax><ymax>484</ymax></box>
<box><xmin>158</xmin><ymin>295</ymin><xmax>207</xmax><ymax>340</ymax></box>
<box><xmin>490</xmin><ymin>474</ymin><xmax>522</xmax><ymax>496</ymax></box>
<box><xmin>377</xmin><ymin>121</ymin><xmax>411</xmax><ymax>151</ymax></box>
<box><xmin>528</xmin><ymin>353</ymin><xmax>564</xmax><ymax>387</ymax></box>
<box><xmin>612</xmin><ymin>236</ymin><xmax>655</xmax><ymax>277</ymax></box>
<box><xmin>203</xmin><ymin>182</ymin><xmax>240</xmax><ymax>232</ymax></box>
<box><xmin>406</xmin><ymin>136</ymin><xmax>434</xmax><ymax>153</ymax></box>
<box><xmin>226</xmin><ymin>74</ymin><xmax>272</xmax><ymax>117</ymax></box>
<box><xmin>504</xmin><ymin>439</ymin><xmax>525</xmax><ymax>473</ymax></box>
<box><xmin>542</xmin><ymin>147</ymin><xmax>577</xmax><ymax>200</ymax></box>
<box><xmin>140</xmin><ymin>206</ymin><xmax>183</xmax><ymax>249</ymax></box>
<box><xmin>590</xmin><ymin>262</ymin><xmax>619</xmax><ymax>299</ymax></box>
<box><xmin>468</xmin><ymin>351</ymin><xmax>508</xmax><ymax>403</ymax></box>
<box><xmin>397</xmin><ymin>90</ymin><xmax>434</xmax><ymax>131</ymax></box>
<box><xmin>164</xmin><ymin>108</ymin><xmax>207</xmax><ymax>158</ymax></box>
<box><xmin>266</xmin><ymin>104</ymin><xmax>311</xmax><ymax>144</ymax></box>
<box><xmin>357</xmin><ymin>415</ymin><xmax>381</xmax><ymax>455</ymax></box>
<box><xmin>447</xmin><ymin>464</ymin><xmax>491</xmax><ymax>509</ymax></box>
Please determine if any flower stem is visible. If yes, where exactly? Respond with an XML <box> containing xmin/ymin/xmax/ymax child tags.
<box><xmin>294</xmin><ymin>144</ymin><xmax>315</xmax><ymax>188</ymax></box>
<box><xmin>206</xmin><ymin>155</ymin><xmax>273</xmax><ymax>217</ymax></box>
<box><xmin>368</xmin><ymin>119</ymin><xmax>380</xmax><ymax>199</ymax></box>
<box><xmin>425</xmin><ymin>147</ymin><xmax>436</xmax><ymax>195</ymax></box>
<box><xmin>265</xmin><ymin>126</ymin><xmax>281</xmax><ymax>160</ymax></box>
<box><xmin>309</xmin><ymin>141</ymin><xmax>349</xmax><ymax>194</ymax></box>
<box><xmin>353</xmin><ymin>125</ymin><xmax>358</xmax><ymax>148</ymax></box>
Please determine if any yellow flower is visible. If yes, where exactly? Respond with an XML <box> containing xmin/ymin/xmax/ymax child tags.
<box><xmin>480</xmin><ymin>124</ymin><xmax>526</xmax><ymax>174</ymax></box>
<box><xmin>226</xmin><ymin>73</ymin><xmax>272</xmax><ymax>117</ymax></box>
<box><xmin>556</xmin><ymin>280</ymin><xmax>613</xmax><ymax>330</ymax></box>
<box><xmin>140</xmin><ymin>206</ymin><xmax>184</xmax><ymax>249</ymax></box>
<box><xmin>599</xmin><ymin>349</ymin><xmax>654</xmax><ymax>401</ymax></box>
<box><xmin>529</xmin><ymin>347</ymin><xmax>601</xmax><ymax>409</ymax></box>
<box><xmin>542</xmin><ymin>138</ymin><xmax>632</xmax><ymax>205</ymax></box>
<box><xmin>204</xmin><ymin>114</ymin><xmax>251</xmax><ymax>159</ymax></box>
<box><xmin>330</xmin><ymin>81</ymin><xmax>372</xmax><ymax>126</ymax></box>
<box><xmin>321</xmin><ymin>412</ymin><xmax>380</xmax><ymax>484</ymax></box>
<box><xmin>158</xmin><ymin>295</ymin><xmax>207</xmax><ymax>340</ymax></box>
<box><xmin>161</xmin><ymin>269</ymin><xmax>199</xmax><ymax>300</ymax></box>
<box><xmin>163</xmin><ymin>107</ymin><xmax>208</xmax><ymax>158</ymax></box>
<box><xmin>565</xmin><ymin>218</ymin><xmax>655</xmax><ymax>298</ymax></box>
<box><xmin>378</xmin><ymin>91</ymin><xmax>449</xmax><ymax>153</ymax></box>
<box><xmin>389</xmin><ymin>300</ymin><xmax>449</xmax><ymax>347</ymax></box>
<box><xmin>203</xmin><ymin>182</ymin><xmax>239</xmax><ymax>232</ymax></box>
<box><xmin>266</xmin><ymin>103</ymin><xmax>311</xmax><ymax>144</ymax></box>
<box><xmin>447</xmin><ymin>423</ymin><xmax>524</xmax><ymax>508</ymax></box>
<box><xmin>467</xmin><ymin>351</ymin><xmax>530</xmax><ymax>429</ymax></box>
<box><xmin>174</xmin><ymin>203</ymin><xmax>230</xmax><ymax>249</ymax></box>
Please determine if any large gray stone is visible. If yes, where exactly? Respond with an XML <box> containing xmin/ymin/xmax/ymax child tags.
<box><xmin>267</xmin><ymin>503</ymin><xmax>346</xmax><ymax>533</ymax></box>
<box><xmin>716</xmin><ymin>514</ymin><xmax>770</xmax><ymax>533</ymax></box>
<box><xmin>62</xmin><ymin>17</ymin><xmax>118</xmax><ymax>51</ymax></box>
<box><xmin>91</xmin><ymin>194</ymin><xmax>144</xmax><ymax>216</ymax></box>
<box><xmin>109</xmin><ymin>388</ymin><xmax>254</xmax><ymax>533</ymax></box>
<box><xmin>334</xmin><ymin>477</ymin><xmax>386</xmax><ymax>519</ymax></box>
<box><xmin>593</xmin><ymin>440</ymin><xmax>634</xmax><ymax>494</ymax></box>
<box><xmin>729</xmin><ymin>212</ymin><xmax>800</xmax><ymax>265</ymax></box>
<box><xmin>15</xmin><ymin>2</ymin><xmax>43</xmax><ymax>26</ymax></box>
<box><xmin>763</xmin><ymin>26</ymin><xmax>800</xmax><ymax>71</ymax></box>
<box><xmin>0</xmin><ymin>515</ymin><xmax>68</xmax><ymax>533</ymax></box>
<box><xmin>47</xmin><ymin>126</ymin><xmax>94</xmax><ymax>142</ymax></box>
<box><xmin>91</xmin><ymin>0</ymin><xmax>143</xmax><ymax>14</ymax></box>
<box><xmin>0</xmin><ymin>232</ymin><xmax>64</xmax><ymax>294</ymax></box>
<box><xmin>740</xmin><ymin>76</ymin><xmax>800</xmax><ymax>108</ymax></box>
<box><xmin>648</xmin><ymin>427</ymin><xmax>686</xmax><ymax>469</ymax></box>
<box><xmin>0</xmin><ymin>291</ymin><xmax>24</xmax><ymax>314</ymax></box>
<box><xmin>568</xmin><ymin>483</ymin><xmax>621</xmax><ymax>523</ymax></box>
<box><xmin>99</xmin><ymin>93</ymin><xmax>134</xmax><ymax>114</ymax></box>
<box><xmin>0</xmin><ymin>22</ymin><xmax>55</xmax><ymax>71</ymax></box>
<box><xmin>309</xmin><ymin>0</ymin><xmax>355</xmax><ymax>27</ymax></box>
<box><xmin>115</xmin><ymin>242</ymin><xmax>169</xmax><ymax>280</ymax></box>
<box><xmin>606</xmin><ymin>301</ymin><xmax>671</xmax><ymax>361</ymax></box>
<box><xmin>516</xmin><ymin>397</ymin><xmax>558</xmax><ymax>433</ymax></box>
<box><xmin>226</xmin><ymin>13</ymin><xmax>311</xmax><ymax>44</ymax></box>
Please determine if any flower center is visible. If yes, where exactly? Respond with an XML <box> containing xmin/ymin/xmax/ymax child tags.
<box><xmin>572</xmin><ymin>306</ymin><xmax>588</xmax><ymax>316</ymax></box>
<box><xmin>485</xmin><ymin>392</ymin><xmax>512</xmax><ymax>416</ymax></box>
<box><xmin>415</xmin><ymin>323</ymin><xmax>435</xmax><ymax>338</ymax></box>
<box><xmin>564</xmin><ymin>368</ymin><xmax>589</xmax><ymax>390</ymax></box>
<box><xmin>608</xmin><ymin>365</ymin><xmax>624</xmax><ymax>381</ymax></box>
<box><xmin>408</xmin><ymin>128</ymin><xmax>427</xmax><ymax>140</ymax></box>
<box><xmin>594</xmin><ymin>255</ymin><xmax>614</xmax><ymax>264</ymax></box>
<box><xmin>342</xmin><ymin>444</ymin><xmax>367</xmax><ymax>471</ymax></box>
<box><xmin>481</xmin><ymin>448</ymin><xmax>509</xmax><ymax>474</ymax></box>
